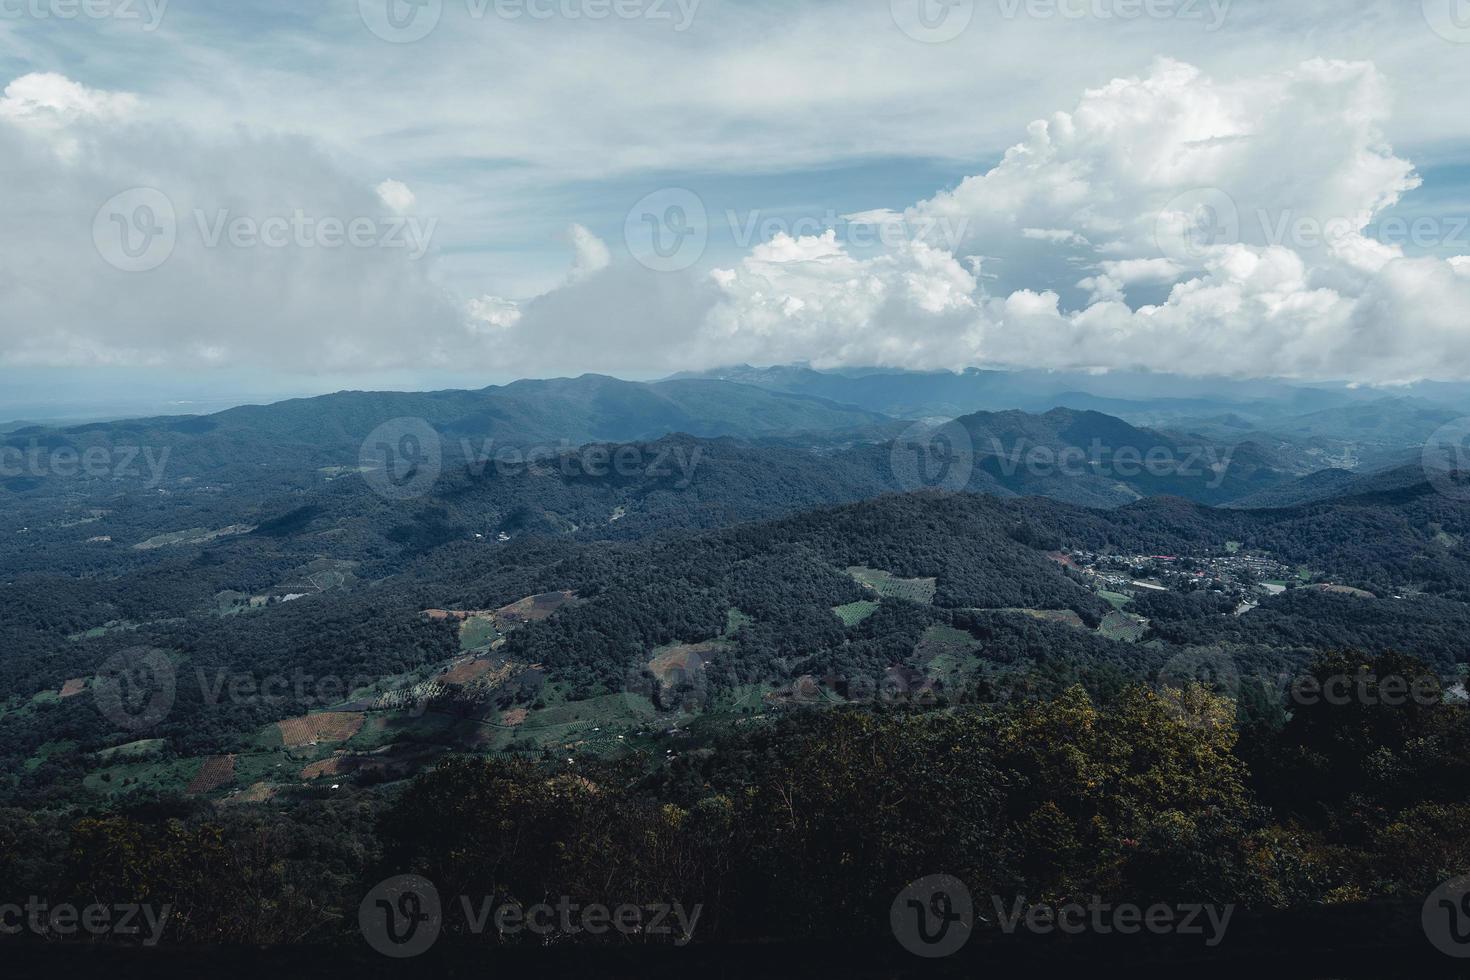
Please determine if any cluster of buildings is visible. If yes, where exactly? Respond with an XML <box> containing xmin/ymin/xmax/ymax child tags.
<box><xmin>1064</xmin><ymin>548</ymin><xmax>1295</xmax><ymax>601</ymax></box>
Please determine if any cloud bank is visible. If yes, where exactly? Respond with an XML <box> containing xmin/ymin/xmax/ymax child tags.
<box><xmin>5</xmin><ymin>58</ymin><xmax>1470</xmax><ymax>382</ymax></box>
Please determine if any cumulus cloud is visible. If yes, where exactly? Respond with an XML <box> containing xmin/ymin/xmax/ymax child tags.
<box><xmin>466</xmin><ymin>57</ymin><xmax>1468</xmax><ymax>383</ymax></box>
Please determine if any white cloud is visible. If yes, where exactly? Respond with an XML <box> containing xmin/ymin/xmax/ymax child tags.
<box><xmin>567</xmin><ymin>223</ymin><xmax>611</xmax><ymax>281</ymax></box>
<box><xmin>0</xmin><ymin>72</ymin><xmax>137</xmax><ymax>126</ymax></box>
<box><xmin>375</xmin><ymin>179</ymin><xmax>417</xmax><ymax>214</ymax></box>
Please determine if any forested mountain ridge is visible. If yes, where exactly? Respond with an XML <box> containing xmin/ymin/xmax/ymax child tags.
<box><xmin>0</xmin><ymin>374</ymin><xmax>890</xmax><ymax>495</ymax></box>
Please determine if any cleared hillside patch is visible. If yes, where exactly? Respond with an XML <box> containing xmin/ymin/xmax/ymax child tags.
<box><xmin>846</xmin><ymin>566</ymin><xmax>938</xmax><ymax>605</ymax></box>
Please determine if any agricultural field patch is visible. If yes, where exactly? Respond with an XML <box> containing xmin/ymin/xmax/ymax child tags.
<box><xmin>275</xmin><ymin>558</ymin><xmax>359</xmax><ymax>594</ymax></box>
<box><xmin>647</xmin><ymin>641</ymin><xmax>726</xmax><ymax>689</ymax></box>
<box><xmin>496</xmin><ymin>590</ymin><xmax>579</xmax><ymax>626</ymax></box>
<box><xmin>58</xmin><ymin>677</ymin><xmax>86</xmax><ymax>698</ymax></box>
<box><xmin>1099</xmin><ymin>591</ymin><xmax>1134</xmax><ymax>611</ymax></box>
<box><xmin>300</xmin><ymin>743</ymin><xmax>444</xmax><ymax>783</ymax></box>
<box><xmin>1307</xmin><ymin>583</ymin><xmax>1377</xmax><ymax>599</ymax></box>
<box><xmin>1098</xmin><ymin>611</ymin><xmax>1148</xmax><ymax>643</ymax></box>
<box><xmin>133</xmin><ymin>525</ymin><xmax>254</xmax><ymax>551</ymax></box>
<box><xmin>276</xmin><ymin>711</ymin><xmax>365</xmax><ymax>748</ymax></box>
<box><xmin>440</xmin><ymin>656</ymin><xmax>509</xmax><ymax>686</ymax></box>
<box><xmin>223</xmin><ymin>782</ymin><xmax>277</xmax><ymax>805</ymax></box>
<box><xmin>186</xmin><ymin>755</ymin><xmax>237</xmax><ymax>795</ymax></box>
<box><xmin>846</xmin><ymin>566</ymin><xmax>938</xmax><ymax>604</ymax></box>
<box><xmin>833</xmin><ymin>600</ymin><xmax>881</xmax><ymax>627</ymax></box>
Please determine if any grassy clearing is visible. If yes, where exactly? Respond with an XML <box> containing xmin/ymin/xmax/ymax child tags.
<box><xmin>914</xmin><ymin>624</ymin><xmax>980</xmax><ymax>663</ymax></box>
<box><xmin>914</xmin><ymin>624</ymin><xmax>984</xmax><ymax>687</ymax></box>
<box><xmin>1000</xmin><ymin>608</ymin><xmax>1087</xmax><ymax>629</ymax></box>
<box><xmin>25</xmin><ymin>740</ymin><xmax>79</xmax><ymax>772</ymax></box>
<box><xmin>96</xmin><ymin>738</ymin><xmax>165</xmax><ymax>762</ymax></box>
<box><xmin>1099</xmin><ymin>591</ymin><xmax>1133</xmax><ymax>611</ymax></box>
<box><xmin>459</xmin><ymin>615</ymin><xmax>502</xmax><ymax>652</ymax></box>
<box><xmin>83</xmin><ymin>758</ymin><xmax>197</xmax><ymax>796</ymax></box>
<box><xmin>724</xmin><ymin>608</ymin><xmax>754</xmax><ymax>637</ymax></box>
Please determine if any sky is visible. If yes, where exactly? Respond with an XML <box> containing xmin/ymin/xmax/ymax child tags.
<box><xmin>3</xmin><ymin>0</ymin><xmax>1470</xmax><ymax>415</ymax></box>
